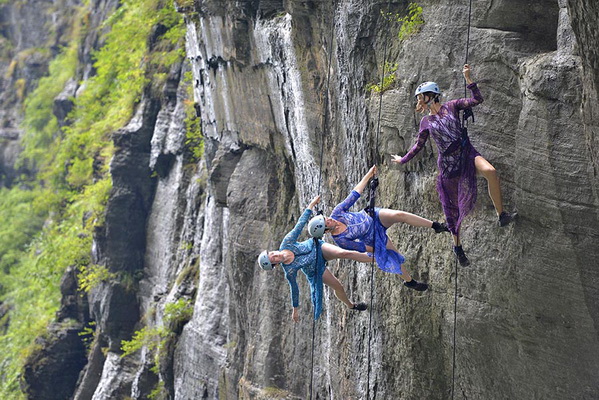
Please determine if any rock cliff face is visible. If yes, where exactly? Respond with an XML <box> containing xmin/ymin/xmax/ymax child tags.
<box><xmin>0</xmin><ymin>0</ymin><xmax>81</xmax><ymax>185</ymax></box>
<box><xmin>4</xmin><ymin>0</ymin><xmax>599</xmax><ymax>399</ymax></box>
<box><xmin>171</xmin><ymin>1</ymin><xmax>599</xmax><ymax>399</ymax></box>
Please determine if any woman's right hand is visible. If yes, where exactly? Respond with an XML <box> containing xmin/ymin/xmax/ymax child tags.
<box><xmin>391</xmin><ymin>154</ymin><xmax>403</xmax><ymax>164</ymax></box>
<box><xmin>366</xmin><ymin>165</ymin><xmax>377</xmax><ymax>179</ymax></box>
<box><xmin>355</xmin><ymin>165</ymin><xmax>378</xmax><ymax>194</ymax></box>
<box><xmin>292</xmin><ymin>308</ymin><xmax>300</xmax><ymax>323</ymax></box>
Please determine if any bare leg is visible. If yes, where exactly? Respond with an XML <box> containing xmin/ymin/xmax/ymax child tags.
<box><xmin>385</xmin><ymin>239</ymin><xmax>412</xmax><ymax>282</ymax></box>
<box><xmin>475</xmin><ymin>156</ymin><xmax>503</xmax><ymax>215</ymax></box>
<box><xmin>321</xmin><ymin>243</ymin><xmax>372</xmax><ymax>263</ymax></box>
<box><xmin>453</xmin><ymin>233</ymin><xmax>460</xmax><ymax>246</ymax></box>
<box><xmin>378</xmin><ymin>209</ymin><xmax>433</xmax><ymax>229</ymax></box>
<box><xmin>322</xmin><ymin>268</ymin><xmax>354</xmax><ymax>308</ymax></box>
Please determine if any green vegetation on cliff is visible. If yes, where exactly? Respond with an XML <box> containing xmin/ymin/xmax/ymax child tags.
<box><xmin>0</xmin><ymin>0</ymin><xmax>186</xmax><ymax>397</ymax></box>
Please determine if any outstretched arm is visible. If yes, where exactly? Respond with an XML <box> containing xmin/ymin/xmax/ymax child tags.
<box><xmin>321</xmin><ymin>243</ymin><xmax>374</xmax><ymax>263</ymax></box>
<box><xmin>353</xmin><ymin>165</ymin><xmax>377</xmax><ymax>194</ymax></box>
<box><xmin>280</xmin><ymin>196</ymin><xmax>320</xmax><ymax>247</ymax></box>
<box><xmin>392</xmin><ymin>125</ymin><xmax>430</xmax><ymax>164</ymax></box>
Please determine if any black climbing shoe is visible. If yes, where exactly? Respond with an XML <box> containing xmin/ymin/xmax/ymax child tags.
<box><xmin>403</xmin><ymin>279</ymin><xmax>429</xmax><ymax>291</ymax></box>
<box><xmin>453</xmin><ymin>245</ymin><xmax>470</xmax><ymax>267</ymax></box>
<box><xmin>351</xmin><ymin>302</ymin><xmax>368</xmax><ymax>311</ymax></box>
<box><xmin>432</xmin><ymin>221</ymin><xmax>450</xmax><ymax>234</ymax></box>
<box><xmin>498</xmin><ymin>211</ymin><xmax>517</xmax><ymax>227</ymax></box>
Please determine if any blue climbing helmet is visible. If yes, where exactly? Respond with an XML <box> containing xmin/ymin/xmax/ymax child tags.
<box><xmin>257</xmin><ymin>250</ymin><xmax>274</xmax><ymax>270</ymax></box>
<box><xmin>415</xmin><ymin>81</ymin><xmax>441</xmax><ymax>97</ymax></box>
<box><xmin>308</xmin><ymin>214</ymin><xmax>327</xmax><ymax>238</ymax></box>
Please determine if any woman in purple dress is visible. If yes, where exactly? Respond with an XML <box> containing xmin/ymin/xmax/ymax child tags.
<box><xmin>392</xmin><ymin>65</ymin><xmax>516</xmax><ymax>266</ymax></box>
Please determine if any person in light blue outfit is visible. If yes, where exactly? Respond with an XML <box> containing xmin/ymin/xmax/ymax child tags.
<box><xmin>323</xmin><ymin>166</ymin><xmax>449</xmax><ymax>291</ymax></box>
<box><xmin>258</xmin><ymin>195</ymin><xmax>373</xmax><ymax>322</ymax></box>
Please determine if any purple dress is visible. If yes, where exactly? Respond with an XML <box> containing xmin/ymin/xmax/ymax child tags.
<box><xmin>401</xmin><ymin>83</ymin><xmax>484</xmax><ymax>235</ymax></box>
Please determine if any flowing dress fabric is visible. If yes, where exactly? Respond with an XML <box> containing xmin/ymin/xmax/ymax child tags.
<box><xmin>279</xmin><ymin>208</ymin><xmax>327</xmax><ymax>320</ymax></box>
<box><xmin>401</xmin><ymin>82</ymin><xmax>484</xmax><ymax>234</ymax></box>
<box><xmin>331</xmin><ymin>190</ymin><xmax>405</xmax><ymax>274</ymax></box>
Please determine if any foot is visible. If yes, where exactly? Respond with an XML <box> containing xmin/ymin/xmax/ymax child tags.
<box><xmin>453</xmin><ymin>245</ymin><xmax>470</xmax><ymax>267</ymax></box>
<box><xmin>432</xmin><ymin>221</ymin><xmax>450</xmax><ymax>233</ymax></box>
<box><xmin>498</xmin><ymin>211</ymin><xmax>517</xmax><ymax>227</ymax></box>
<box><xmin>351</xmin><ymin>302</ymin><xmax>368</xmax><ymax>311</ymax></box>
<box><xmin>403</xmin><ymin>279</ymin><xmax>428</xmax><ymax>291</ymax></box>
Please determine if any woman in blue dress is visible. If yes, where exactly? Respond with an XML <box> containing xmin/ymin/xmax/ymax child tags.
<box><xmin>258</xmin><ymin>195</ymin><xmax>373</xmax><ymax>322</ymax></box>
<box><xmin>322</xmin><ymin>166</ymin><xmax>448</xmax><ymax>291</ymax></box>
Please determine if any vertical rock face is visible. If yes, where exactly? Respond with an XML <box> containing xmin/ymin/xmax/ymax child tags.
<box><xmin>5</xmin><ymin>0</ymin><xmax>599</xmax><ymax>399</ymax></box>
<box><xmin>169</xmin><ymin>0</ymin><xmax>599</xmax><ymax>399</ymax></box>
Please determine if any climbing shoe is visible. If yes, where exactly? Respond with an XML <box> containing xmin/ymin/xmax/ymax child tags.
<box><xmin>432</xmin><ymin>221</ymin><xmax>450</xmax><ymax>233</ymax></box>
<box><xmin>403</xmin><ymin>279</ymin><xmax>428</xmax><ymax>291</ymax></box>
<box><xmin>351</xmin><ymin>302</ymin><xmax>368</xmax><ymax>311</ymax></box>
<box><xmin>453</xmin><ymin>245</ymin><xmax>470</xmax><ymax>267</ymax></box>
<box><xmin>498</xmin><ymin>211</ymin><xmax>517</xmax><ymax>227</ymax></box>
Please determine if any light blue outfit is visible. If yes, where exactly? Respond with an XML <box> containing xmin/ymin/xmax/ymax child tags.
<box><xmin>331</xmin><ymin>190</ymin><xmax>405</xmax><ymax>274</ymax></box>
<box><xmin>280</xmin><ymin>208</ymin><xmax>327</xmax><ymax>320</ymax></box>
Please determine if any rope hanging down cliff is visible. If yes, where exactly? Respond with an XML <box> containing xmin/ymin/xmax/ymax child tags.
<box><xmin>451</xmin><ymin>0</ymin><xmax>473</xmax><ymax>399</ymax></box>
<box><xmin>308</xmin><ymin>1</ymin><xmax>338</xmax><ymax>399</ymax></box>
<box><xmin>365</xmin><ymin>0</ymin><xmax>393</xmax><ymax>397</ymax></box>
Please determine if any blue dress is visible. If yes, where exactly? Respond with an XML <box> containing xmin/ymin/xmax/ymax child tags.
<box><xmin>331</xmin><ymin>190</ymin><xmax>405</xmax><ymax>274</ymax></box>
<box><xmin>280</xmin><ymin>208</ymin><xmax>327</xmax><ymax>320</ymax></box>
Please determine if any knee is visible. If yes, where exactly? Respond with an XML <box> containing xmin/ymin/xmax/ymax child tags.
<box><xmin>393</xmin><ymin>210</ymin><xmax>407</xmax><ymax>221</ymax></box>
<box><xmin>482</xmin><ymin>165</ymin><xmax>497</xmax><ymax>179</ymax></box>
<box><xmin>338</xmin><ymin>249</ymin><xmax>352</xmax><ymax>259</ymax></box>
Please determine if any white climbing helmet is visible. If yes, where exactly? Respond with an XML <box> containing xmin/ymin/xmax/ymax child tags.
<box><xmin>257</xmin><ymin>250</ymin><xmax>274</xmax><ymax>270</ymax></box>
<box><xmin>415</xmin><ymin>81</ymin><xmax>441</xmax><ymax>97</ymax></box>
<box><xmin>308</xmin><ymin>214</ymin><xmax>327</xmax><ymax>238</ymax></box>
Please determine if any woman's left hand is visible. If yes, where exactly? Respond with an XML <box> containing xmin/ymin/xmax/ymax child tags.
<box><xmin>463</xmin><ymin>64</ymin><xmax>473</xmax><ymax>84</ymax></box>
<box><xmin>308</xmin><ymin>195</ymin><xmax>321</xmax><ymax>210</ymax></box>
<box><xmin>292</xmin><ymin>308</ymin><xmax>300</xmax><ymax>323</ymax></box>
<box><xmin>391</xmin><ymin>154</ymin><xmax>403</xmax><ymax>164</ymax></box>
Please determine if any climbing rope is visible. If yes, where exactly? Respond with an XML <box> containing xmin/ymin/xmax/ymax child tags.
<box><xmin>450</xmin><ymin>258</ymin><xmax>459</xmax><ymax>400</ymax></box>
<box><xmin>365</xmin><ymin>1</ymin><xmax>393</xmax><ymax>398</ymax></box>
<box><xmin>315</xmin><ymin>0</ymin><xmax>338</xmax><ymax>197</ymax></box>
<box><xmin>308</xmin><ymin>1</ymin><xmax>338</xmax><ymax>399</ymax></box>
<box><xmin>452</xmin><ymin>1</ymin><xmax>473</xmax><ymax>399</ymax></box>
<box><xmin>461</xmin><ymin>0</ymin><xmax>475</xmax><ymax>128</ymax></box>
